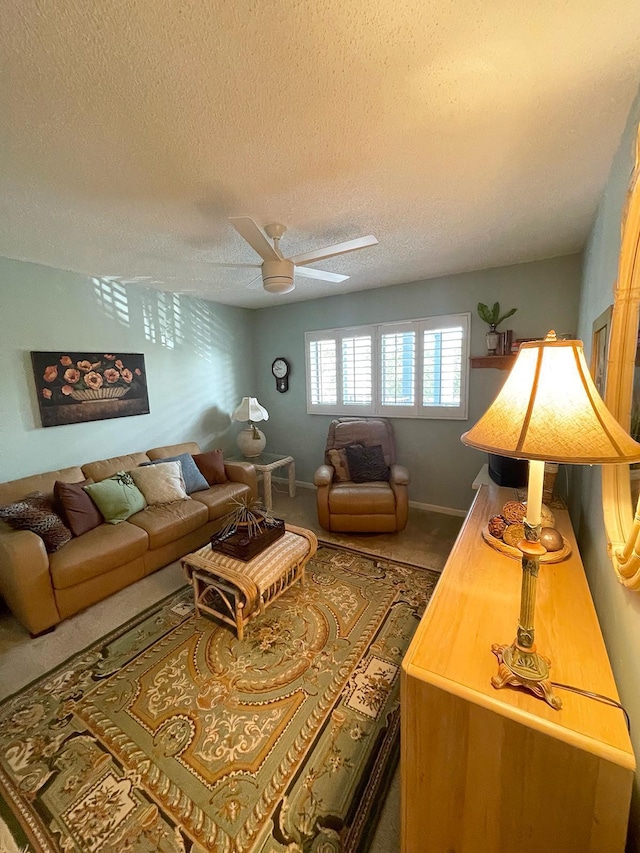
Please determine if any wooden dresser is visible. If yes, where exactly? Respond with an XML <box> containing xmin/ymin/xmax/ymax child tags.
<box><xmin>401</xmin><ymin>483</ymin><xmax>634</xmax><ymax>853</ymax></box>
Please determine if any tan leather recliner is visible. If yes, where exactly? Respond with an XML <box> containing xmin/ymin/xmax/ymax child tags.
<box><xmin>313</xmin><ymin>418</ymin><xmax>410</xmax><ymax>533</ymax></box>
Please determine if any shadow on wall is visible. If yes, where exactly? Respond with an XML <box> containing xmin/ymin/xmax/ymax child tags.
<box><xmin>196</xmin><ymin>407</ymin><xmax>233</xmax><ymax>450</ymax></box>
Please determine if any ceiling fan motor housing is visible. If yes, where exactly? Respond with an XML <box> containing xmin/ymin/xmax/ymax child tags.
<box><xmin>262</xmin><ymin>259</ymin><xmax>295</xmax><ymax>293</ymax></box>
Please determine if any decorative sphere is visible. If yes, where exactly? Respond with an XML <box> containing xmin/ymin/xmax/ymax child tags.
<box><xmin>540</xmin><ymin>527</ymin><xmax>563</xmax><ymax>552</ymax></box>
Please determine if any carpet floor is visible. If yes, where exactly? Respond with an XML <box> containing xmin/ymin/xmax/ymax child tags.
<box><xmin>0</xmin><ymin>543</ymin><xmax>440</xmax><ymax>853</ymax></box>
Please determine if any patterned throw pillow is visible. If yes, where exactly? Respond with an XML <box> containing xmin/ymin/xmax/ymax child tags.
<box><xmin>328</xmin><ymin>448</ymin><xmax>351</xmax><ymax>482</ymax></box>
<box><xmin>193</xmin><ymin>450</ymin><xmax>228</xmax><ymax>486</ymax></box>
<box><xmin>130</xmin><ymin>461</ymin><xmax>189</xmax><ymax>505</ymax></box>
<box><xmin>0</xmin><ymin>491</ymin><xmax>72</xmax><ymax>552</ymax></box>
<box><xmin>83</xmin><ymin>472</ymin><xmax>147</xmax><ymax>524</ymax></box>
<box><xmin>345</xmin><ymin>444</ymin><xmax>390</xmax><ymax>483</ymax></box>
<box><xmin>141</xmin><ymin>453</ymin><xmax>209</xmax><ymax>494</ymax></box>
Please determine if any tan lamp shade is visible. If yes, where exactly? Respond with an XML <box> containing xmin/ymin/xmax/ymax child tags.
<box><xmin>462</xmin><ymin>331</ymin><xmax>640</xmax><ymax>465</ymax></box>
<box><xmin>231</xmin><ymin>397</ymin><xmax>269</xmax><ymax>424</ymax></box>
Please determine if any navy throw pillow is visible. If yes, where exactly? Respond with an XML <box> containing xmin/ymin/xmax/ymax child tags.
<box><xmin>345</xmin><ymin>444</ymin><xmax>390</xmax><ymax>483</ymax></box>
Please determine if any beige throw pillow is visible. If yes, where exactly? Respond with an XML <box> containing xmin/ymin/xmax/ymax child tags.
<box><xmin>131</xmin><ymin>461</ymin><xmax>188</xmax><ymax>505</ymax></box>
<box><xmin>328</xmin><ymin>448</ymin><xmax>351</xmax><ymax>482</ymax></box>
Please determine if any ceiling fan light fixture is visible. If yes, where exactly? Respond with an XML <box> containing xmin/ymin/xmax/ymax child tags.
<box><xmin>262</xmin><ymin>259</ymin><xmax>295</xmax><ymax>294</ymax></box>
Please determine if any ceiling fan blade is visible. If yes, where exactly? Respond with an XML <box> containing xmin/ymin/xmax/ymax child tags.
<box><xmin>296</xmin><ymin>266</ymin><xmax>349</xmax><ymax>283</ymax></box>
<box><xmin>290</xmin><ymin>235</ymin><xmax>378</xmax><ymax>267</ymax></box>
<box><xmin>229</xmin><ymin>217</ymin><xmax>281</xmax><ymax>261</ymax></box>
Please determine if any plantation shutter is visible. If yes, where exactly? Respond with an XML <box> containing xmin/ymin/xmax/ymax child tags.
<box><xmin>420</xmin><ymin>315</ymin><xmax>469</xmax><ymax>418</ymax></box>
<box><xmin>342</xmin><ymin>335</ymin><xmax>372</xmax><ymax>405</ymax></box>
<box><xmin>308</xmin><ymin>338</ymin><xmax>337</xmax><ymax>406</ymax></box>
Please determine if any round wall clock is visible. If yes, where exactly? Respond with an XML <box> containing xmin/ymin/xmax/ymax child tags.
<box><xmin>272</xmin><ymin>357</ymin><xmax>290</xmax><ymax>393</ymax></box>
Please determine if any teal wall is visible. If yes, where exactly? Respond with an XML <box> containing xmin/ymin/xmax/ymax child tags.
<box><xmin>572</xmin><ymin>87</ymin><xmax>640</xmax><ymax>852</ymax></box>
<box><xmin>0</xmin><ymin>259</ymin><xmax>254</xmax><ymax>481</ymax></box>
<box><xmin>253</xmin><ymin>255</ymin><xmax>581</xmax><ymax>512</ymax></box>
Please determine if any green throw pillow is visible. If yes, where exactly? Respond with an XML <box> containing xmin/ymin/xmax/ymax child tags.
<box><xmin>83</xmin><ymin>471</ymin><xmax>147</xmax><ymax>524</ymax></box>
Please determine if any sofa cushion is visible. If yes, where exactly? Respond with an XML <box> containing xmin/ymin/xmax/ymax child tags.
<box><xmin>0</xmin><ymin>491</ymin><xmax>72</xmax><ymax>553</ymax></box>
<box><xmin>0</xmin><ymin>466</ymin><xmax>85</xmax><ymax>505</ymax></box>
<box><xmin>191</xmin><ymin>481</ymin><xmax>251</xmax><ymax>521</ymax></box>
<box><xmin>54</xmin><ymin>478</ymin><xmax>103</xmax><ymax>536</ymax></box>
<box><xmin>49</xmin><ymin>522</ymin><xmax>149</xmax><ymax>589</ymax></box>
<box><xmin>147</xmin><ymin>442</ymin><xmax>201</xmax><ymax>460</ymax></box>
<box><xmin>328</xmin><ymin>481</ymin><xmax>395</xmax><ymax>514</ymax></box>
<box><xmin>142</xmin><ymin>453</ymin><xmax>209</xmax><ymax>494</ymax></box>
<box><xmin>131</xmin><ymin>461</ymin><xmax>189</xmax><ymax>505</ymax></box>
<box><xmin>82</xmin><ymin>452</ymin><xmax>150</xmax><ymax>483</ymax></box>
<box><xmin>193</xmin><ymin>450</ymin><xmax>228</xmax><ymax>485</ymax></box>
<box><xmin>83</xmin><ymin>472</ymin><xmax>147</xmax><ymax>524</ymax></box>
<box><xmin>127</xmin><ymin>499</ymin><xmax>208</xmax><ymax>549</ymax></box>
<box><xmin>345</xmin><ymin>444</ymin><xmax>390</xmax><ymax>482</ymax></box>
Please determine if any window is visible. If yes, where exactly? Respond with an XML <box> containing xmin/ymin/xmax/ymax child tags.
<box><xmin>305</xmin><ymin>313</ymin><xmax>469</xmax><ymax>419</ymax></box>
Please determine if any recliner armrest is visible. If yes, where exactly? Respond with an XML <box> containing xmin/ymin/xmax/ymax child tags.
<box><xmin>314</xmin><ymin>465</ymin><xmax>334</xmax><ymax>487</ymax></box>
<box><xmin>390</xmin><ymin>464</ymin><xmax>410</xmax><ymax>486</ymax></box>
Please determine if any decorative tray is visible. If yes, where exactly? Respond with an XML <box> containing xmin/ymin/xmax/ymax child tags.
<box><xmin>211</xmin><ymin>518</ymin><xmax>285</xmax><ymax>561</ymax></box>
<box><xmin>481</xmin><ymin>526</ymin><xmax>571</xmax><ymax>563</ymax></box>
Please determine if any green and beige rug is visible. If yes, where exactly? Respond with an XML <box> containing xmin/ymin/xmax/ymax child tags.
<box><xmin>0</xmin><ymin>544</ymin><xmax>438</xmax><ymax>853</ymax></box>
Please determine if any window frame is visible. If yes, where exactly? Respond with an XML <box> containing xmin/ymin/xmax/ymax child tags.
<box><xmin>305</xmin><ymin>313</ymin><xmax>470</xmax><ymax>420</ymax></box>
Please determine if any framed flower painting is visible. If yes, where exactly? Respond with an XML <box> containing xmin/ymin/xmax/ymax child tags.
<box><xmin>31</xmin><ymin>351</ymin><xmax>150</xmax><ymax>427</ymax></box>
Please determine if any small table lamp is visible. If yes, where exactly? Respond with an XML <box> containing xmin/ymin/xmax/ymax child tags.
<box><xmin>462</xmin><ymin>331</ymin><xmax>640</xmax><ymax>709</ymax></box>
<box><xmin>232</xmin><ymin>397</ymin><xmax>269</xmax><ymax>458</ymax></box>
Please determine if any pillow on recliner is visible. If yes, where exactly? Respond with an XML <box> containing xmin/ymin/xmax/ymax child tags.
<box><xmin>328</xmin><ymin>448</ymin><xmax>351</xmax><ymax>482</ymax></box>
<box><xmin>345</xmin><ymin>444</ymin><xmax>390</xmax><ymax>483</ymax></box>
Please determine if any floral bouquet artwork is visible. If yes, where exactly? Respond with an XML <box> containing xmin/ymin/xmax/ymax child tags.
<box><xmin>31</xmin><ymin>351</ymin><xmax>150</xmax><ymax>427</ymax></box>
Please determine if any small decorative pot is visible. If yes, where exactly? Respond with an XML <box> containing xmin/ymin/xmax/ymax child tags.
<box><xmin>486</xmin><ymin>325</ymin><xmax>499</xmax><ymax>354</ymax></box>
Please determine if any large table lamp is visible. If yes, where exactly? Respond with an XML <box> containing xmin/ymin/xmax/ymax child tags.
<box><xmin>462</xmin><ymin>331</ymin><xmax>640</xmax><ymax>709</ymax></box>
<box><xmin>232</xmin><ymin>397</ymin><xmax>269</xmax><ymax>458</ymax></box>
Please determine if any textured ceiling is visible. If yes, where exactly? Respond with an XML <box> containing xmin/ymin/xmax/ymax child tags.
<box><xmin>2</xmin><ymin>1</ymin><xmax>640</xmax><ymax>308</ymax></box>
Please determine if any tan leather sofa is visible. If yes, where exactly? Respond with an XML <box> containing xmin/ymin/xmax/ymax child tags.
<box><xmin>0</xmin><ymin>442</ymin><xmax>257</xmax><ymax>636</ymax></box>
<box><xmin>313</xmin><ymin>418</ymin><xmax>410</xmax><ymax>533</ymax></box>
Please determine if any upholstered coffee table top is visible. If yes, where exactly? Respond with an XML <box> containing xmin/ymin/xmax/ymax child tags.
<box><xmin>182</xmin><ymin>523</ymin><xmax>317</xmax><ymax>640</ymax></box>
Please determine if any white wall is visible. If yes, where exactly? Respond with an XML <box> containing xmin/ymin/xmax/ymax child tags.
<box><xmin>0</xmin><ymin>259</ymin><xmax>255</xmax><ymax>481</ymax></box>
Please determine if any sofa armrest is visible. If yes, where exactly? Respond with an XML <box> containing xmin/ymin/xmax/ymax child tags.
<box><xmin>390</xmin><ymin>464</ymin><xmax>410</xmax><ymax>486</ymax></box>
<box><xmin>224</xmin><ymin>461</ymin><xmax>258</xmax><ymax>499</ymax></box>
<box><xmin>0</xmin><ymin>528</ymin><xmax>60</xmax><ymax>635</ymax></box>
<box><xmin>313</xmin><ymin>465</ymin><xmax>334</xmax><ymax>487</ymax></box>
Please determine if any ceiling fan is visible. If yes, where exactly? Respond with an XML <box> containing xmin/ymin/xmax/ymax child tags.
<box><xmin>229</xmin><ymin>217</ymin><xmax>378</xmax><ymax>294</ymax></box>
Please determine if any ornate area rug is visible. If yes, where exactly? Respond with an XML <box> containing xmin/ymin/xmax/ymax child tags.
<box><xmin>0</xmin><ymin>544</ymin><xmax>438</xmax><ymax>853</ymax></box>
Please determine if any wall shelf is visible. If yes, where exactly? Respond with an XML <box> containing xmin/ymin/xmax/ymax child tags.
<box><xmin>470</xmin><ymin>355</ymin><xmax>516</xmax><ymax>370</ymax></box>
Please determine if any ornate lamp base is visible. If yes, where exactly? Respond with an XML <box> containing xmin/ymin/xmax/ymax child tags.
<box><xmin>491</xmin><ymin>642</ymin><xmax>562</xmax><ymax>709</ymax></box>
<box><xmin>236</xmin><ymin>426</ymin><xmax>266</xmax><ymax>458</ymax></box>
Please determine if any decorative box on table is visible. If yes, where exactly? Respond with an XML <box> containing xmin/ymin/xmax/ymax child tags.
<box><xmin>210</xmin><ymin>518</ymin><xmax>285</xmax><ymax>561</ymax></box>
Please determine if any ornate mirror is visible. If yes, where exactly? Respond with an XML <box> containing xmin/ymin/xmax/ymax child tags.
<box><xmin>602</xmin><ymin>125</ymin><xmax>640</xmax><ymax>590</ymax></box>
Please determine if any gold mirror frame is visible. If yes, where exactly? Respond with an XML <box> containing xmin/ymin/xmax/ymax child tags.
<box><xmin>603</xmin><ymin>126</ymin><xmax>640</xmax><ymax>590</ymax></box>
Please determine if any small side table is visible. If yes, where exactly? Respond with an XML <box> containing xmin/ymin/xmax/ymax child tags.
<box><xmin>227</xmin><ymin>452</ymin><xmax>295</xmax><ymax>510</ymax></box>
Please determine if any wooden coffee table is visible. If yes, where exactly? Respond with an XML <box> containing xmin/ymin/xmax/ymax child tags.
<box><xmin>181</xmin><ymin>524</ymin><xmax>317</xmax><ymax>640</ymax></box>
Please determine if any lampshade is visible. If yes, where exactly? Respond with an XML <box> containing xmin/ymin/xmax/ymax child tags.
<box><xmin>231</xmin><ymin>397</ymin><xmax>269</xmax><ymax>424</ymax></box>
<box><xmin>461</xmin><ymin>331</ymin><xmax>640</xmax><ymax>465</ymax></box>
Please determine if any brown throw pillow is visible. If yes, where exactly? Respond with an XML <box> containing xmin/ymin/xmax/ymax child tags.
<box><xmin>193</xmin><ymin>450</ymin><xmax>228</xmax><ymax>485</ymax></box>
<box><xmin>328</xmin><ymin>448</ymin><xmax>351</xmax><ymax>482</ymax></box>
<box><xmin>345</xmin><ymin>444</ymin><xmax>390</xmax><ymax>483</ymax></box>
<box><xmin>0</xmin><ymin>491</ymin><xmax>72</xmax><ymax>552</ymax></box>
<box><xmin>54</xmin><ymin>479</ymin><xmax>103</xmax><ymax>537</ymax></box>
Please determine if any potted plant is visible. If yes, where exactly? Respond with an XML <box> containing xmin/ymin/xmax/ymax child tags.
<box><xmin>477</xmin><ymin>302</ymin><xmax>517</xmax><ymax>354</ymax></box>
<box><xmin>218</xmin><ymin>495</ymin><xmax>278</xmax><ymax>539</ymax></box>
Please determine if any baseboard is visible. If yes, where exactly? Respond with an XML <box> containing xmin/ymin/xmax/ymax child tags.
<box><xmin>408</xmin><ymin>500</ymin><xmax>467</xmax><ymax>517</ymax></box>
<box><xmin>271</xmin><ymin>477</ymin><xmax>467</xmax><ymax>517</ymax></box>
